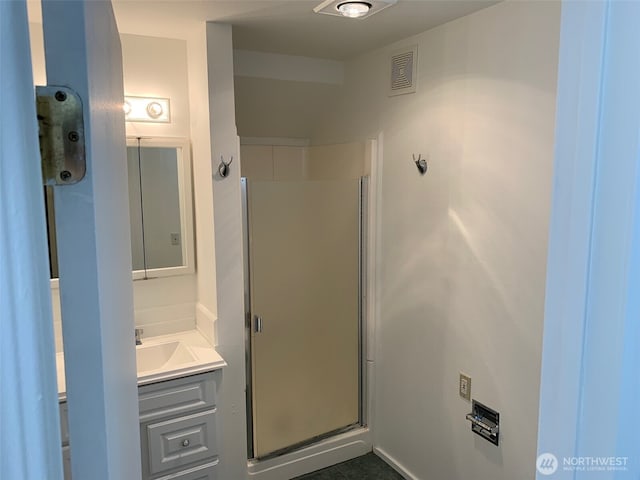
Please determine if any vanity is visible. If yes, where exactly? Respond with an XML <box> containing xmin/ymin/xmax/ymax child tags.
<box><xmin>57</xmin><ymin>331</ymin><xmax>226</xmax><ymax>480</ymax></box>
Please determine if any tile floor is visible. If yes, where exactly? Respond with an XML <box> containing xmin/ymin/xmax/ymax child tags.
<box><xmin>293</xmin><ymin>453</ymin><xmax>405</xmax><ymax>480</ymax></box>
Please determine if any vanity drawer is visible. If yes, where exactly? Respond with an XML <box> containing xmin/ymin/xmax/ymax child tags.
<box><xmin>139</xmin><ymin>374</ymin><xmax>216</xmax><ymax>423</ymax></box>
<box><xmin>155</xmin><ymin>460</ymin><xmax>218</xmax><ymax>480</ymax></box>
<box><xmin>146</xmin><ymin>409</ymin><xmax>217</xmax><ymax>475</ymax></box>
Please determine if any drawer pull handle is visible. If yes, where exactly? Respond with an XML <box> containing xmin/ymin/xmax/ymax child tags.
<box><xmin>182</xmin><ymin>439</ymin><xmax>190</xmax><ymax>447</ymax></box>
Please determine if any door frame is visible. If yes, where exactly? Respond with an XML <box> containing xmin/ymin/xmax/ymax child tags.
<box><xmin>241</xmin><ymin>176</ymin><xmax>255</xmax><ymax>458</ymax></box>
<box><xmin>41</xmin><ymin>2</ymin><xmax>141</xmax><ymax>478</ymax></box>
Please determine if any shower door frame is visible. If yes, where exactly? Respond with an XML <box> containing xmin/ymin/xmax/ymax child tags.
<box><xmin>241</xmin><ymin>176</ymin><xmax>370</xmax><ymax>460</ymax></box>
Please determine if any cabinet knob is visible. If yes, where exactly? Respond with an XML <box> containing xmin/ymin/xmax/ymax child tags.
<box><xmin>182</xmin><ymin>439</ymin><xmax>190</xmax><ymax>447</ymax></box>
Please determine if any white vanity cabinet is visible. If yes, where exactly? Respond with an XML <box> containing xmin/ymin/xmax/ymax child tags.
<box><xmin>59</xmin><ymin>371</ymin><xmax>219</xmax><ymax>480</ymax></box>
<box><xmin>139</xmin><ymin>373</ymin><xmax>219</xmax><ymax>479</ymax></box>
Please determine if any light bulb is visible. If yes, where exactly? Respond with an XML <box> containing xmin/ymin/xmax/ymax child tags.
<box><xmin>146</xmin><ymin>101</ymin><xmax>164</xmax><ymax>119</ymax></box>
<box><xmin>123</xmin><ymin>101</ymin><xmax>132</xmax><ymax>115</ymax></box>
<box><xmin>337</xmin><ymin>1</ymin><xmax>371</xmax><ymax>18</ymax></box>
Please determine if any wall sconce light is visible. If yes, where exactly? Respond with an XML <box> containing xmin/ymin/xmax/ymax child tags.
<box><xmin>124</xmin><ymin>96</ymin><xmax>171</xmax><ymax>123</ymax></box>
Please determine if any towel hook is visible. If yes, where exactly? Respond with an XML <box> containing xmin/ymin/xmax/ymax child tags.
<box><xmin>218</xmin><ymin>155</ymin><xmax>233</xmax><ymax>178</ymax></box>
<box><xmin>413</xmin><ymin>154</ymin><xmax>427</xmax><ymax>175</ymax></box>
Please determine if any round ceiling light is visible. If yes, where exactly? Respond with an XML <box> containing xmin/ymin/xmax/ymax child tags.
<box><xmin>337</xmin><ymin>1</ymin><xmax>372</xmax><ymax>18</ymax></box>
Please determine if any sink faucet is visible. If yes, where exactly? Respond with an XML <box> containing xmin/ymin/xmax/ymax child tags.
<box><xmin>135</xmin><ymin>328</ymin><xmax>144</xmax><ymax>346</ymax></box>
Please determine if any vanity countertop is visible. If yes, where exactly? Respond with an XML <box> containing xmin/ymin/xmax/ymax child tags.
<box><xmin>56</xmin><ymin>329</ymin><xmax>226</xmax><ymax>401</ymax></box>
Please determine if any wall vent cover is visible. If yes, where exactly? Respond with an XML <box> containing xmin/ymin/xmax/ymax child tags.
<box><xmin>389</xmin><ymin>45</ymin><xmax>418</xmax><ymax>96</ymax></box>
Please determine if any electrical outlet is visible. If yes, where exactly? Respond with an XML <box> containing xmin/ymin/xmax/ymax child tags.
<box><xmin>459</xmin><ymin>373</ymin><xmax>471</xmax><ymax>401</ymax></box>
<box><xmin>170</xmin><ymin>233</ymin><xmax>180</xmax><ymax>246</ymax></box>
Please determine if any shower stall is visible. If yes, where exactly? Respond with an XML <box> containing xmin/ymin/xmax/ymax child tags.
<box><xmin>241</xmin><ymin>142</ymin><xmax>372</xmax><ymax>463</ymax></box>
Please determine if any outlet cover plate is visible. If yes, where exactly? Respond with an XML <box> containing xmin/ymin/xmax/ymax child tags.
<box><xmin>459</xmin><ymin>373</ymin><xmax>471</xmax><ymax>401</ymax></box>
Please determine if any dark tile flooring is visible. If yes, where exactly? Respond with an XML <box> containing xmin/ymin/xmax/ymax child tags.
<box><xmin>293</xmin><ymin>453</ymin><xmax>405</xmax><ymax>480</ymax></box>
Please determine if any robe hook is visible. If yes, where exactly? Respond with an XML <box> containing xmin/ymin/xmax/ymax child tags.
<box><xmin>414</xmin><ymin>154</ymin><xmax>427</xmax><ymax>175</ymax></box>
<box><xmin>218</xmin><ymin>155</ymin><xmax>233</xmax><ymax>178</ymax></box>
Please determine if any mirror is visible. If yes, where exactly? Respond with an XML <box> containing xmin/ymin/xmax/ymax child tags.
<box><xmin>127</xmin><ymin>138</ymin><xmax>194</xmax><ymax>279</ymax></box>
<box><xmin>47</xmin><ymin>137</ymin><xmax>194</xmax><ymax>281</ymax></box>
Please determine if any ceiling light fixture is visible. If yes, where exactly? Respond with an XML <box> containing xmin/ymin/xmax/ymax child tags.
<box><xmin>337</xmin><ymin>1</ymin><xmax>371</xmax><ymax>18</ymax></box>
<box><xmin>314</xmin><ymin>0</ymin><xmax>397</xmax><ymax>20</ymax></box>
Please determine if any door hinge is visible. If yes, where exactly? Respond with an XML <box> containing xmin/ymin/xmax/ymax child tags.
<box><xmin>36</xmin><ymin>85</ymin><xmax>86</xmax><ymax>185</ymax></box>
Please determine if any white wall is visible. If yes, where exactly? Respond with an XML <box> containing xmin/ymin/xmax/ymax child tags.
<box><xmin>121</xmin><ymin>33</ymin><xmax>191</xmax><ymax>139</ymax></box>
<box><xmin>186</xmin><ymin>24</ymin><xmax>218</xmax><ymax>343</ymax></box>
<box><xmin>113</xmin><ymin>35</ymin><xmax>200</xmax><ymax>338</ymax></box>
<box><xmin>312</xmin><ymin>2</ymin><xmax>560</xmax><ymax>479</ymax></box>
<box><xmin>234</xmin><ymin>50</ymin><xmax>344</xmax><ymax>140</ymax></box>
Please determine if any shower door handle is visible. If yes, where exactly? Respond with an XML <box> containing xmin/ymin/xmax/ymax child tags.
<box><xmin>254</xmin><ymin>315</ymin><xmax>264</xmax><ymax>333</ymax></box>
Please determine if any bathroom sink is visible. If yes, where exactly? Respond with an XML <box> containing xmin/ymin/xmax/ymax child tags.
<box><xmin>56</xmin><ymin>330</ymin><xmax>226</xmax><ymax>399</ymax></box>
<box><xmin>136</xmin><ymin>341</ymin><xmax>196</xmax><ymax>373</ymax></box>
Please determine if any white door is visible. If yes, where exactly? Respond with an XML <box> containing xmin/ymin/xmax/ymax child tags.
<box><xmin>1</xmin><ymin>1</ymin><xmax>141</xmax><ymax>479</ymax></box>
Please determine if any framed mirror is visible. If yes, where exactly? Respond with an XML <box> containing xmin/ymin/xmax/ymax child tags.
<box><xmin>127</xmin><ymin>137</ymin><xmax>194</xmax><ymax>279</ymax></box>
<box><xmin>47</xmin><ymin>137</ymin><xmax>194</xmax><ymax>283</ymax></box>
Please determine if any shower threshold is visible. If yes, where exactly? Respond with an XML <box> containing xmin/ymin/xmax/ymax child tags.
<box><xmin>252</xmin><ymin>422</ymin><xmax>362</xmax><ymax>462</ymax></box>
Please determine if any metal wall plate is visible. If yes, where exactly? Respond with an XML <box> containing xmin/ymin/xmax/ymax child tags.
<box><xmin>466</xmin><ymin>399</ymin><xmax>500</xmax><ymax>446</ymax></box>
<box><xmin>36</xmin><ymin>85</ymin><xmax>86</xmax><ymax>185</ymax></box>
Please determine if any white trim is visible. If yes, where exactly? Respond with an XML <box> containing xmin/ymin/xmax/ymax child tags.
<box><xmin>370</xmin><ymin>132</ymin><xmax>383</xmax><ymax>442</ymax></box>
<box><xmin>373</xmin><ymin>447</ymin><xmax>419</xmax><ymax>480</ymax></box>
<box><xmin>42</xmin><ymin>2</ymin><xmax>142</xmax><ymax>478</ymax></box>
<box><xmin>364</xmin><ymin>136</ymin><xmax>380</xmax><ymax>434</ymax></box>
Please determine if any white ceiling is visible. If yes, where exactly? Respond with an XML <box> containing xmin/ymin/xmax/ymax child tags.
<box><xmin>113</xmin><ymin>0</ymin><xmax>498</xmax><ymax>60</ymax></box>
<box><xmin>28</xmin><ymin>1</ymin><xmax>498</xmax><ymax>61</ymax></box>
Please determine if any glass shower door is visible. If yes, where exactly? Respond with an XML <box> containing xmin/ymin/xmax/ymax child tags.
<box><xmin>245</xmin><ymin>178</ymin><xmax>362</xmax><ymax>458</ymax></box>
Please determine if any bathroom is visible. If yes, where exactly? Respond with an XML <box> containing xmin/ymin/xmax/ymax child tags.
<box><xmin>3</xmin><ymin>1</ymin><xmax>640</xmax><ymax>479</ymax></box>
